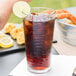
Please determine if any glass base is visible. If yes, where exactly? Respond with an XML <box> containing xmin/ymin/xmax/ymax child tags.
<box><xmin>27</xmin><ymin>66</ymin><xmax>51</xmax><ymax>74</ymax></box>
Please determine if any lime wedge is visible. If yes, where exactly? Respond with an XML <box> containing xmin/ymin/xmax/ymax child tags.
<box><xmin>13</xmin><ymin>1</ymin><xmax>31</xmax><ymax>18</ymax></box>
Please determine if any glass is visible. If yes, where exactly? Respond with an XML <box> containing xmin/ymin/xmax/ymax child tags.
<box><xmin>23</xmin><ymin>7</ymin><xmax>55</xmax><ymax>74</ymax></box>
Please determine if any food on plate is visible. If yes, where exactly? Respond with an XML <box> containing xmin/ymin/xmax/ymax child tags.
<box><xmin>0</xmin><ymin>32</ymin><xmax>14</xmax><ymax>48</ymax></box>
<box><xmin>0</xmin><ymin>23</ymin><xmax>25</xmax><ymax>48</ymax></box>
<box><xmin>65</xmin><ymin>19</ymin><xmax>76</xmax><ymax>25</ymax></box>
<box><xmin>16</xmin><ymin>24</ymin><xmax>25</xmax><ymax>45</ymax></box>
<box><xmin>17</xmin><ymin>32</ymin><xmax>25</xmax><ymax>45</ymax></box>
<box><xmin>10</xmin><ymin>24</ymin><xmax>24</xmax><ymax>39</ymax></box>
<box><xmin>18</xmin><ymin>25</ymin><xmax>24</xmax><ymax>33</ymax></box>
<box><xmin>0</xmin><ymin>32</ymin><xmax>11</xmax><ymax>39</ymax></box>
<box><xmin>9</xmin><ymin>24</ymin><xmax>25</xmax><ymax>45</ymax></box>
<box><xmin>0</xmin><ymin>36</ymin><xmax>14</xmax><ymax>48</ymax></box>
<box><xmin>43</xmin><ymin>9</ymin><xmax>76</xmax><ymax>25</ymax></box>
<box><xmin>3</xmin><ymin>23</ymin><xmax>25</xmax><ymax>45</ymax></box>
<box><xmin>0</xmin><ymin>32</ymin><xmax>6</xmax><ymax>38</ymax></box>
<box><xmin>10</xmin><ymin>28</ymin><xmax>19</xmax><ymax>39</ymax></box>
<box><xmin>4</xmin><ymin>23</ymin><xmax>16</xmax><ymax>34</ymax></box>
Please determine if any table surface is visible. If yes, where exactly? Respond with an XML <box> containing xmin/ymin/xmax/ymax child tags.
<box><xmin>0</xmin><ymin>48</ymin><xmax>58</xmax><ymax>76</ymax></box>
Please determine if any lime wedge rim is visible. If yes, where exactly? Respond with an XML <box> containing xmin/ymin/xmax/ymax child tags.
<box><xmin>13</xmin><ymin>1</ymin><xmax>31</xmax><ymax>18</ymax></box>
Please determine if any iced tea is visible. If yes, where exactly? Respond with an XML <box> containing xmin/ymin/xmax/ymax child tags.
<box><xmin>23</xmin><ymin>7</ymin><xmax>55</xmax><ymax>73</ymax></box>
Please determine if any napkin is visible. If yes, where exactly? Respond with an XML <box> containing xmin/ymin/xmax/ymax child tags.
<box><xmin>9</xmin><ymin>55</ymin><xmax>76</xmax><ymax>76</ymax></box>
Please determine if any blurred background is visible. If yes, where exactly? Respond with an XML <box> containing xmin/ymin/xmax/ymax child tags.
<box><xmin>8</xmin><ymin>0</ymin><xmax>76</xmax><ymax>23</ymax></box>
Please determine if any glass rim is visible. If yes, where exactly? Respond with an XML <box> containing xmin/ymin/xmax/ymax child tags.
<box><xmin>23</xmin><ymin>7</ymin><xmax>56</xmax><ymax>22</ymax></box>
<box><xmin>31</xmin><ymin>7</ymin><xmax>56</xmax><ymax>15</ymax></box>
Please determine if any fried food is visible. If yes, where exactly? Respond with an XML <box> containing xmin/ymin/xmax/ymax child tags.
<box><xmin>4</xmin><ymin>23</ymin><xmax>16</xmax><ymax>34</ymax></box>
<box><xmin>10</xmin><ymin>28</ymin><xmax>19</xmax><ymax>39</ymax></box>
<box><xmin>65</xmin><ymin>19</ymin><xmax>72</xmax><ymax>24</ymax></box>
<box><xmin>17</xmin><ymin>32</ymin><xmax>25</xmax><ymax>45</ymax></box>
<box><xmin>18</xmin><ymin>25</ymin><xmax>24</xmax><ymax>32</ymax></box>
<box><xmin>65</xmin><ymin>19</ymin><xmax>76</xmax><ymax>25</ymax></box>
<box><xmin>43</xmin><ymin>9</ymin><xmax>76</xmax><ymax>24</ymax></box>
<box><xmin>3</xmin><ymin>23</ymin><xmax>25</xmax><ymax>45</ymax></box>
<box><xmin>16</xmin><ymin>24</ymin><xmax>25</xmax><ymax>45</ymax></box>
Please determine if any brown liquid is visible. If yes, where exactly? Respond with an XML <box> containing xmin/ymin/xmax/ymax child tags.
<box><xmin>23</xmin><ymin>14</ymin><xmax>55</xmax><ymax>70</ymax></box>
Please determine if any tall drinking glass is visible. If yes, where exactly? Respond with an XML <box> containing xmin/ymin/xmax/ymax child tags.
<box><xmin>23</xmin><ymin>7</ymin><xmax>55</xmax><ymax>74</ymax></box>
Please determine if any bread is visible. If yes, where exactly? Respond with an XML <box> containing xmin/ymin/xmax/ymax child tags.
<box><xmin>17</xmin><ymin>32</ymin><xmax>25</xmax><ymax>45</ymax></box>
<box><xmin>10</xmin><ymin>28</ymin><xmax>19</xmax><ymax>39</ymax></box>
